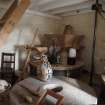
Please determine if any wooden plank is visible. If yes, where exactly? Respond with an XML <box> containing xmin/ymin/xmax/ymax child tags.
<box><xmin>26</xmin><ymin>46</ymin><xmax>48</xmax><ymax>54</ymax></box>
<box><xmin>52</xmin><ymin>61</ymin><xmax>84</xmax><ymax>71</ymax></box>
<box><xmin>0</xmin><ymin>0</ymin><xmax>30</xmax><ymax>46</ymax></box>
<box><xmin>36</xmin><ymin>90</ymin><xmax>64</xmax><ymax>105</ymax></box>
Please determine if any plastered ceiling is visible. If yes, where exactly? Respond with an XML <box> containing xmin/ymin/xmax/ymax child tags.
<box><xmin>0</xmin><ymin>0</ymin><xmax>105</xmax><ymax>17</ymax></box>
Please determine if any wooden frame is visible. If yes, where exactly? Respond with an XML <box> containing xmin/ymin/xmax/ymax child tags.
<box><xmin>41</xmin><ymin>34</ymin><xmax>64</xmax><ymax>47</ymax></box>
<box><xmin>36</xmin><ymin>90</ymin><xmax>64</xmax><ymax>105</ymax></box>
<box><xmin>1</xmin><ymin>52</ymin><xmax>15</xmax><ymax>85</ymax></box>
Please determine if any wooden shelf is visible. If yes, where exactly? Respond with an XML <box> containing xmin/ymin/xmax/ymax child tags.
<box><xmin>52</xmin><ymin>61</ymin><xmax>84</xmax><ymax>71</ymax></box>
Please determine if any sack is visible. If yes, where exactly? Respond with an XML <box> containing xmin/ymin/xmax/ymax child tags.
<box><xmin>37</xmin><ymin>54</ymin><xmax>53</xmax><ymax>81</ymax></box>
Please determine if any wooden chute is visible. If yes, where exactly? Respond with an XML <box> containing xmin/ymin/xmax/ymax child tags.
<box><xmin>0</xmin><ymin>0</ymin><xmax>30</xmax><ymax>46</ymax></box>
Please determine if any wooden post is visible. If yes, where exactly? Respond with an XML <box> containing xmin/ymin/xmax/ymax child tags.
<box><xmin>89</xmin><ymin>0</ymin><xmax>99</xmax><ymax>85</ymax></box>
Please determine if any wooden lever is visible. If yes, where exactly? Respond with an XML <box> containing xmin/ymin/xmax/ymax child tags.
<box><xmin>36</xmin><ymin>90</ymin><xmax>64</xmax><ymax>105</ymax></box>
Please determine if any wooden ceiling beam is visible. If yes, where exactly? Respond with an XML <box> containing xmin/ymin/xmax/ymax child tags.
<box><xmin>39</xmin><ymin>0</ymin><xmax>89</xmax><ymax>12</ymax></box>
<box><xmin>61</xmin><ymin>8</ymin><xmax>93</xmax><ymax>16</ymax></box>
<box><xmin>37</xmin><ymin>0</ymin><xmax>56</xmax><ymax>5</ymax></box>
<box><xmin>0</xmin><ymin>0</ymin><xmax>30</xmax><ymax>46</ymax></box>
<box><xmin>0</xmin><ymin>0</ymin><xmax>18</xmax><ymax>26</ymax></box>
<box><xmin>48</xmin><ymin>1</ymin><xmax>94</xmax><ymax>15</ymax></box>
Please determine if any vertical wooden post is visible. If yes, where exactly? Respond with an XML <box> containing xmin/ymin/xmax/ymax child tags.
<box><xmin>89</xmin><ymin>0</ymin><xmax>99</xmax><ymax>85</ymax></box>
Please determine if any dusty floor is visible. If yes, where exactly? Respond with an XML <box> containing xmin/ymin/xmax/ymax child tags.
<box><xmin>0</xmin><ymin>70</ymin><xmax>103</xmax><ymax>105</ymax></box>
<box><xmin>77</xmin><ymin>70</ymin><xmax>105</xmax><ymax>104</ymax></box>
<box><xmin>0</xmin><ymin>91</ymin><xmax>10</xmax><ymax>105</ymax></box>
